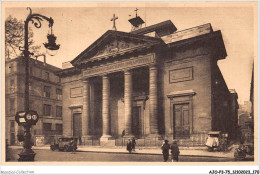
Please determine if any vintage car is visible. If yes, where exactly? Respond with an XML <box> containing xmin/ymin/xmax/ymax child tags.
<box><xmin>205</xmin><ymin>131</ymin><xmax>221</xmax><ymax>152</ymax></box>
<box><xmin>50</xmin><ymin>136</ymin><xmax>77</xmax><ymax>152</ymax></box>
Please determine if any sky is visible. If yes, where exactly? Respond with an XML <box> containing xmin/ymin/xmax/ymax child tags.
<box><xmin>4</xmin><ymin>2</ymin><xmax>256</xmax><ymax>104</ymax></box>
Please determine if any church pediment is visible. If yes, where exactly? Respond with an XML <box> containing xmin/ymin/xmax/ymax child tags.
<box><xmin>94</xmin><ymin>39</ymin><xmax>143</xmax><ymax>58</ymax></box>
<box><xmin>71</xmin><ymin>30</ymin><xmax>164</xmax><ymax>66</ymax></box>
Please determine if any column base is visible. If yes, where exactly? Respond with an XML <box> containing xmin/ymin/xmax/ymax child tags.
<box><xmin>100</xmin><ymin>135</ymin><xmax>115</xmax><ymax>147</ymax></box>
<box><xmin>100</xmin><ymin>135</ymin><xmax>113</xmax><ymax>142</ymax></box>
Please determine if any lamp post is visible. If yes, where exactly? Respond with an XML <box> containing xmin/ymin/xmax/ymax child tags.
<box><xmin>17</xmin><ymin>7</ymin><xmax>60</xmax><ymax>161</ymax></box>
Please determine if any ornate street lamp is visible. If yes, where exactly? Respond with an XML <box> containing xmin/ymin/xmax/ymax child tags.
<box><xmin>17</xmin><ymin>7</ymin><xmax>60</xmax><ymax>161</ymax></box>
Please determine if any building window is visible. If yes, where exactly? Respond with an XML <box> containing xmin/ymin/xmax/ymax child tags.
<box><xmin>56</xmin><ymin>88</ymin><xmax>62</xmax><ymax>95</ymax></box>
<box><xmin>45</xmin><ymin>72</ymin><xmax>50</xmax><ymax>80</ymax></box>
<box><xmin>43</xmin><ymin>123</ymin><xmax>52</xmax><ymax>131</ymax></box>
<box><xmin>56</xmin><ymin>88</ymin><xmax>62</xmax><ymax>100</ymax></box>
<box><xmin>44</xmin><ymin>86</ymin><xmax>51</xmax><ymax>98</ymax></box>
<box><xmin>10</xmin><ymin>121</ymin><xmax>15</xmax><ymax>132</ymax></box>
<box><xmin>11</xmin><ymin>121</ymin><xmax>15</xmax><ymax>128</ymax></box>
<box><xmin>56</xmin><ymin>76</ymin><xmax>61</xmax><ymax>83</ymax></box>
<box><xmin>56</xmin><ymin>106</ymin><xmax>62</xmax><ymax>118</ymax></box>
<box><xmin>56</xmin><ymin>124</ymin><xmax>62</xmax><ymax>135</ymax></box>
<box><xmin>43</xmin><ymin>104</ymin><xmax>52</xmax><ymax>116</ymax></box>
<box><xmin>9</xmin><ymin>98</ymin><xmax>15</xmax><ymax>113</ymax></box>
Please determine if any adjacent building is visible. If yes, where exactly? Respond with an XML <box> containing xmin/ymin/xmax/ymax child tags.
<box><xmin>229</xmin><ymin>89</ymin><xmax>239</xmax><ymax>139</ymax></box>
<box><xmin>57</xmin><ymin>17</ymin><xmax>238</xmax><ymax>146</ymax></box>
<box><xmin>5</xmin><ymin>56</ymin><xmax>63</xmax><ymax>145</ymax></box>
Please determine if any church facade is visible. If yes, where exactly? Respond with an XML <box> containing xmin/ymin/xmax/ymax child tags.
<box><xmin>58</xmin><ymin>20</ymin><xmax>236</xmax><ymax>146</ymax></box>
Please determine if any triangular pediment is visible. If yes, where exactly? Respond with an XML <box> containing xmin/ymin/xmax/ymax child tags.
<box><xmin>71</xmin><ymin>30</ymin><xmax>164</xmax><ymax>66</ymax></box>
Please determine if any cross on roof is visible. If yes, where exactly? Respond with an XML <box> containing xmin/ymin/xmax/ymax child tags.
<box><xmin>110</xmin><ymin>14</ymin><xmax>118</xmax><ymax>31</ymax></box>
<box><xmin>135</xmin><ymin>8</ymin><xmax>139</xmax><ymax>17</ymax></box>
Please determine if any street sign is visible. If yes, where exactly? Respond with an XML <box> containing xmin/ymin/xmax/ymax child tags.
<box><xmin>15</xmin><ymin>110</ymin><xmax>39</xmax><ymax>126</ymax></box>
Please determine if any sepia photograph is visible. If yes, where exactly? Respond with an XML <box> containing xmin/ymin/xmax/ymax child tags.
<box><xmin>1</xmin><ymin>1</ymin><xmax>258</xmax><ymax>174</ymax></box>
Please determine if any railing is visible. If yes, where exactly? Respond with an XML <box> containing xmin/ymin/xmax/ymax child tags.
<box><xmin>115</xmin><ymin>137</ymin><xmax>162</xmax><ymax>147</ymax></box>
<box><xmin>65</xmin><ymin>134</ymin><xmax>209</xmax><ymax>147</ymax></box>
<box><xmin>81</xmin><ymin>137</ymin><xmax>100</xmax><ymax>146</ymax></box>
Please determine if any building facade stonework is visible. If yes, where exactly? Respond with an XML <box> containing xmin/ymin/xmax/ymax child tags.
<box><xmin>57</xmin><ymin>20</ymin><xmax>237</xmax><ymax>146</ymax></box>
<box><xmin>5</xmin><ymin>57</ymin><xmax>63</xmax><ymax>145</ymax></box>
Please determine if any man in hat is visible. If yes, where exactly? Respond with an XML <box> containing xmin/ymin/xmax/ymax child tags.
<box><xmin>170</xmin><ymin>140</ymin><xmax>180</xmax><ymax>162</ymax></box>
<box><xmin>161</xmin><ymin>139</ymin><xmax>171</xmax><ymax>162</ymax></box>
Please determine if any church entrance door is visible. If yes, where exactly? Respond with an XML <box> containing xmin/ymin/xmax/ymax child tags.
<box><xmin>132</xmin><ymin>106</ymin><xmax>143</xmax><ymax>138</ymax></box>
<box><xmin>173</xmin><ymin>104</ymin><xmax>190</xmax><ymax>139</ymax></box>
<box><xmin>73</xmin><ymin>113</ymin><xmax>82</xmax><ymax>138</ymax></box>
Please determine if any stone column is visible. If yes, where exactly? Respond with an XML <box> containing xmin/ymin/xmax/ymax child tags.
<box><xmin>149</xmin><ymin>65</ymin><xmax>159</xmax><ymax>137</ymax></box>
<box><xmin>100</xmin><ymin>75</ymin><xmax>112</xmax><ymax>141</ymax></box>
<box><xmin>124</xmin><ymin>70</ymin><xmax>133</xmax><ymax>137</ymax></box>
<box><xmin>82</xmin><ymin>79</ymin><xmax>92</xmax><ymax>140</ymax></box>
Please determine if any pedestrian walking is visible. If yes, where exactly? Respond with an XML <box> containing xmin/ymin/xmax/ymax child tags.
<box><xmin>132</xmin><ymin>137</ymin><xmax>136</xmax><ymax>152</ymax></box>
<box><xmin>170</xmin><ymin>140</ymin><xmax>180</xmax><ymax>162</ymax></box>
<box><xmin>161</xmin><ymin>139</ymin><xmax>170</xmax><ymax>162</ymax></box>
<box><xmin>126</xmin><ymin>139</ymin><xmax>132</xmax><ymax>154</ymax></box>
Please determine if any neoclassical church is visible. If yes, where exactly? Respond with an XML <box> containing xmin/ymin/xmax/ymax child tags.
<box><xmin>57</xmin><ymin>15</ymin><xmax>238</xmax><ymax>146</ymax></box>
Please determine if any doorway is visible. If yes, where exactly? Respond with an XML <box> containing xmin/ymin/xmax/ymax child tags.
<box><xmin>173</xmin><ymin>103</ymin><xmax>190</xmax><ymax>139</ymax></box>
<box><xmin>73</xmin><ymin>113</ymin><xmax>82</xmax><ymax>138</ymax></box>
<box><xmin>132</xmin><ymin>106</ymin><xmax>143</xmax><ymax>138</ymax></box>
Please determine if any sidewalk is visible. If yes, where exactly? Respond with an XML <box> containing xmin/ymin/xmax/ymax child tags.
<box><xmin>8</xmin><ymin>145</ymin><xmax>235</xmax><ymax>158</ymax></box>
<box><xmin>76</xmin><ymin>146</ymin><xmax>234</xmax><ymax>158</ymax></box>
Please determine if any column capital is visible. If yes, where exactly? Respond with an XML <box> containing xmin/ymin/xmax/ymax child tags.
<box><xmin>101</xmin><ymin>74</ymin><xmax>109</xmax><ymax>78</ymax></box>
<box><xmin>149</xmin><ymin>64</ymin><xmax>157</xmax><ymax>70</ymax></box>
<box><xmin>123</xmin><ymin>69</ymin><xmax>133</xmax><ymax>74</ymax></box>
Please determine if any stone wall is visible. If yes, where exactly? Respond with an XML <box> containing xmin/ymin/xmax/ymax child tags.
<box><xmin>162</xmin><ymin>45</ymin><xmax>213</xmax><ymax>140</ymax></box>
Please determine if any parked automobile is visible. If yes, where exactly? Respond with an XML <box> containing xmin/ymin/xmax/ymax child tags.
<box><xmin>50</xmin><ymin>136</ymin><xmax>77</xmax><ymax>152</ymax></box>
<box><xmin>206</xmin><ymin>131</ymin><xmax>229</xmax><ymax>152</ymax></box>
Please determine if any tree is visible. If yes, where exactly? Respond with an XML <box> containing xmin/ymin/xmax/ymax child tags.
<box><xmin>5</xmin><ymin>15</ymin><xmax>41</xmax><ymax>59</ymax></box>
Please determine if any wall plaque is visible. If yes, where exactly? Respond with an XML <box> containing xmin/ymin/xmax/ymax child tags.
<box><xmin>83</xmin><ymin>54</ymin><xmax>155</xmax><ymax>78</ymax></box>
<box><xmin>169</xmin><ymin>67</ymin><xmax>193</xmax><ymax>83</ymax></box>
<box><xmin>70</xmin><ymin>87</ymin><xmax>83</xmax><ymax>98</ymax></box>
